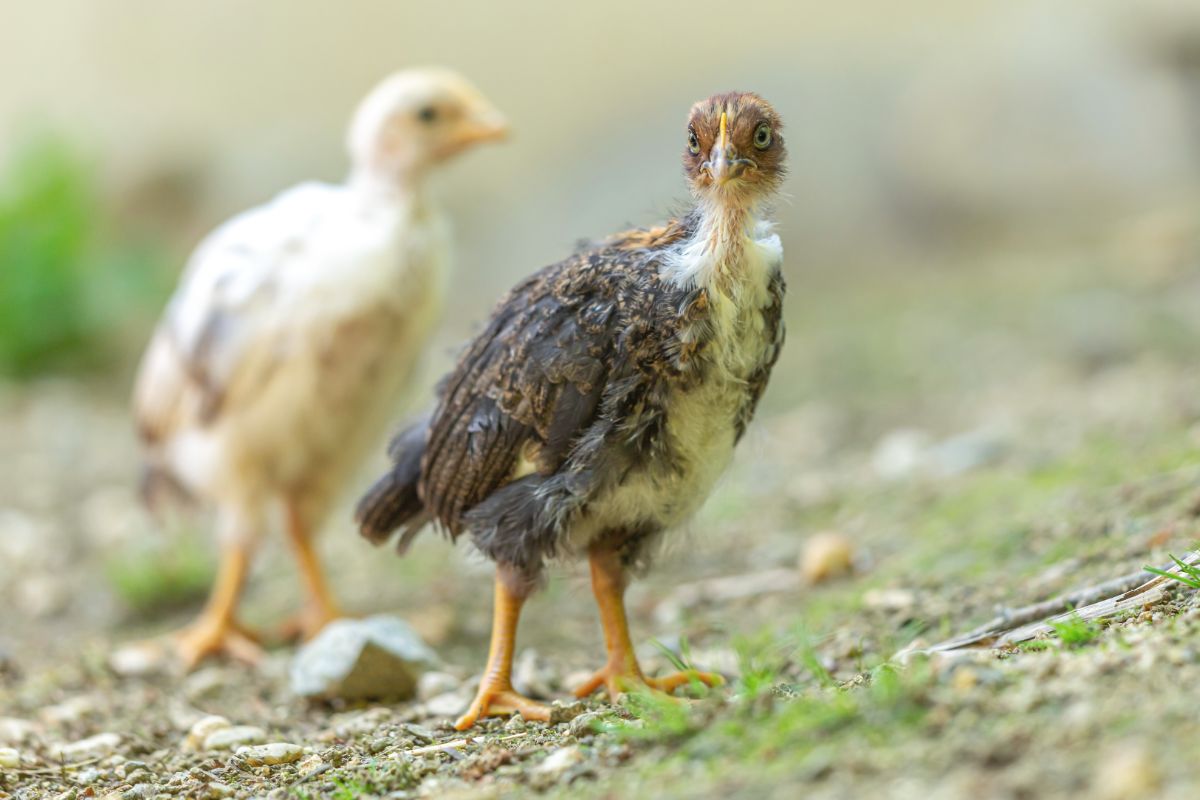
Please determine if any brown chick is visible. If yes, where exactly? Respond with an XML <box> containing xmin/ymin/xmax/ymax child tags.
<box><xmin>357</xmin><ymin>92</ymin><xmax>787</xmax><ymax>728</ymax></box>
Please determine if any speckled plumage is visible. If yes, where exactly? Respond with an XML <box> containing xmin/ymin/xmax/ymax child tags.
<box><xmin>359</xmin><ymin>93</ymin><xmax>787</xmax><ymax>580</ymax></box>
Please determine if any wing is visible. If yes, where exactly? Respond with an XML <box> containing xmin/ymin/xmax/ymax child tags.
<box><xmin>133</xmin><ymin>182</ymin><xmax>340</xmax><ymax>445</ymax></box>
<box><xmin>419</xmin><ymin>219</ymin><xmax>693</xmax><ymax>538</ymax></box>
<box><xmin>420</xmin><ymin>257</ymin><xmax>616</xmax><ymax>532</ymax></box>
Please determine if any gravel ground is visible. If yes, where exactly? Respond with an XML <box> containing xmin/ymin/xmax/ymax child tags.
<box><xmin>3</xmin><ymin>228</ymin><xmax>1200</xmax><ymax>798</ymax></box>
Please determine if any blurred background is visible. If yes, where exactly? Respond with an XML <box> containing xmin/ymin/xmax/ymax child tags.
<box><xmin>3</xmin><ymin>0</ymin><xmax>1200</xmax><ymax>370</ymax></box>
<box><xmin>4</xmin><ymin>0</ymin><xmax>1200</xmax><ymax>754</ymax></box>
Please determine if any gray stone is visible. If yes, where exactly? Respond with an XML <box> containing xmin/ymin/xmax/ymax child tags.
<box><xmin>289</xmin><ymin>615</ymin><xmax>438</xmax><ymax>701</ymax></box>
<box><xmin>568</xmin><ymin>711</ymin><xmax>607</xmax><ymax>738</ymax></box>
<box><xmin>548</xmin><ymin>700</ymin><xmax>587</xmax><ymax>725</ymax></box>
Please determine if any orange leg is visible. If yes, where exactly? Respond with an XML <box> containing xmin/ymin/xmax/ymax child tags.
<box><xmin>455</xmin><ymin>567</ymin><xmax>551</xmax><ymax>730</ymax></box>
<box><xmin>277</xmin><ymin>501</ymin><xmax>342</xmax><ymax>642</ymax></box>
<box><xmin>174</xmin><ymin>540</ymin><xmax>263</xmax><ymax>669</ymax></box>
<box><xmin>574</xmin><ymin>544</ymin><xmax>723</xmax><ymax>701</ymax></box>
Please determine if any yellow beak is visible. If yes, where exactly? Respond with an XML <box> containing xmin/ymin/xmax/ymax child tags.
<box><xmin>704</xmin><ymin>111</ymin><xmax>751</xmax><ymax>185</ymax></box>
<box><xmin>436</xmin><ymin>107</ymin><xmax>508</xmax><ymax>160</ymax></box>
<box><xmin>462</xmin><ymin>109</ymin><xmax>509</xmax><ymax>145</ymax></box>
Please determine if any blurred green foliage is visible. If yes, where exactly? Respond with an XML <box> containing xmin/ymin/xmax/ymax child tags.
<box><xmin>1049</xmin><ymin>612</ymin><xmax>1103</xmax><ymax>647</ymax></box>
<box><xmin>1145</xmin><ymin>552</ymin><xmax>1200</xmax><ymax>590</ymax></box>
<box><xmin>104</xmin><ymin>535</ymin><xmax>214</xmax><ymax>617</ymax></box>
<box><xmin>0</xmin><ymin>135</ymin><xmax>168</xmax><ymax>378</ymax></box>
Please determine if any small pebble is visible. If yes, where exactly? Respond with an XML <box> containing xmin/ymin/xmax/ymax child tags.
<box><xmin>534</xmin><ymin>745</ymin><xmax>585</xmax><ymax>778</ymax></box>
<box><xmin>49</xmin><ymin>732</ymin><xmax>122</xmax><ymax>761</ymax></box>
<box><xmin>548</xmin><ymin>700</ymin><xmax>587</xmax><ymax>725</ymax></box>
<box><xmin>124</xmin><ymin>768</ymin><xmax>151</xmax><ymax>785</ymax></box>
<box><xmin>203</xmin><ymin>725</ymin><xmax>266</xmax><ymax>751</ymax></box>
<box><xmin>863</xmin><ymin>588</ymin><xmax>917</xmax><ymax>612</ymax></box>
<box><xmin>236</xmin><ymin>743</ymin><xmax>304</xmax><ymax>767</ymax></box>
<box><xmin>800</xmin><ymin>531</ymin><xmax>855</xmax><ymax>584</ymax></box>
<box><xmin>568</xmin><ymin>711</ymin><xmax>606</xmax><ymax>738</ymax></box>
<box><xmin>40</xmin><ymin>697</ymin><xmax>97</xmax><ymax>726</ymax></box>
<box><xmin>296</xmin><ymin>754</ymin><xmax>326</xmax><ymax>777</ymax></box>
<box><xmin>183</xmin><ymin>715</ymin><xmax>231</xmax><ymax>751</ymax></box>
<box><xmin>0</xmin><ymin>747</ymin><xmax>19</xmax><ymax>768</ymax></box>
<box><xmin>75</xmin><ymin>767</ymin><xmax>102</xmax><ymax>784</ymax></box>
<box><xmin>402</xmin><ymin>723</ymin><xmax>435</xmax><ymax>743</ymax></box>
<box><xmin>0</xmin><ymin>718</ymin><xmax>37</xmax><ymax>745</ymax></box>
<box><xmin>108</xmin><ymin>641</ymin><xmax>170</xmax><ymax>678</ymax></box>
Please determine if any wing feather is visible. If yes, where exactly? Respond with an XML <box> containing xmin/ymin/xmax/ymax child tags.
<box><xmin>359</xmin><ymin>217</ymin><xmax>693</xmax><ymax>562</ymax></box>
<box><xmin>133</xmin><ymin>183</ymin><xmax>339</xmax><ymax>446</ymax></box>
<box><xmin>418</xmin><ymin>247</ymin><xmax>653</xmax><ymax>537</ymax></box>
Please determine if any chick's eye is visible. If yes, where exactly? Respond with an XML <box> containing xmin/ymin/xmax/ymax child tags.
<box><xmin>417</xmin><ymin>106</ymin><xmax>438</xmax><ymax>124</ymax></box>
<box><xmin>687</xmin><ymin>130</ymin><xmax>700</xmax><ymax>155</ymax></box>
<box><xmin>753</xmin><ymin>123</ymin><xmax>772</xmax><ymax>150</ymax></box>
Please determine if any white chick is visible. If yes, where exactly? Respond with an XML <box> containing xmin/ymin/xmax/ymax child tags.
<box><xmin>133</xmin><ymin>68</ymin><xmax>506</xmax><ymax>667</ymax></box>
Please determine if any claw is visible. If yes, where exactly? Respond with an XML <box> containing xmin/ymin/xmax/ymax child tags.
<box><xmin>574</xmin><ymin>665</ymin><xmax>722</xmax><ymax>701</ymax></box>
<box><xmin>454</xmin><ymin>683</ymin><xmax>551</xmax><ymax>730</ymax></box>
<box><xmin>645</xmin><ymin>670</ymin><xmax>724</xmax><ymax>694</ymax></box>
<box><xmin>173</xmin><ymin>618</ymin><xmax>265</xmax><ymax>670</ymax></box>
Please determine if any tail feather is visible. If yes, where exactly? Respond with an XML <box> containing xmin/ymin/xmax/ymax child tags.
<box><xmin>356</xmin><ymin>415</ymin><xmax>430</xmax><ymax>550</ymax></box>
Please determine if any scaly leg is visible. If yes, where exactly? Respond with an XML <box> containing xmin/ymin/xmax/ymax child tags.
<box><xmin>174</xmin><ymin>540</ymin><xmax>263</xmax><ymax>669</ymax></box>
<box><xmin>574</xmin><ymin>544</ymin><xmax>722</xmax><ymax>701</ymax></box>
<box><xmin>455</xmin><ymin>566</ymin><xmax>551</xmax><ymax>730</ymax></box>
<box><xmin>277</xmin><ymin>500</ymin><xmax>342</xmax><ymax>642</ymax></box>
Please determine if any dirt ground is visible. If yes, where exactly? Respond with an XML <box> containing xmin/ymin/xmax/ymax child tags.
<box><xmin>3</xmin><ymin>218</ymin><xmax>1200</xmax><ymax>799</ymax></box>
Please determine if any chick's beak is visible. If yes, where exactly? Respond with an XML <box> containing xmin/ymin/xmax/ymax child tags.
<box><xmin>461</xmin><ymin>105</ymin><xmax>509</xmax><ymax>145</ymax></box>
<box><xmin>703</xmin><ymin>111</ymin><xmax>753</xmax><ymax>185</ymax></box>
